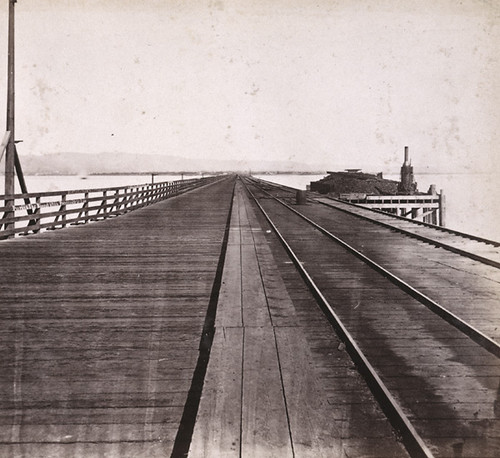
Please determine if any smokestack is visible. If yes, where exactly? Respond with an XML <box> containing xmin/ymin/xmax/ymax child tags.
<box><xmin>398</xmin><ymin>145</ymin><xmax>415</xmax><ymax>194</ymax></box>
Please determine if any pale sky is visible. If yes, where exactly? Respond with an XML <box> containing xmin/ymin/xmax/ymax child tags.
<box><xmin>0</xmin><ymin>0</ymin><xmax>499</xmax><ymax>172</ymax></box>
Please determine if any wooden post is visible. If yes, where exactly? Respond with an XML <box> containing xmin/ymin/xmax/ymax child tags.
<box><xmin>84</xmin><ymin>192</ymin><xmax>89</xmax><ymax>222</ymax></box>
<box><xmin>61</xmin><ymin>194</ymin><xmax>67</xmax><ymax>227</ymax></box>
<box><xmin>101</xmin><ymin>190</ymin><xmax>107</xmax><ymax>219</ymax></box>
<box><xmin>123</xmin><ymin>188</ymin><xmax>129</xmax><ymax>211</ymax></box>
<box><xmin>4</xmin><ymin>0</ymin><xmax>16</xmax><ymax>235</ymax></box>
<box><xmin>33</xmin><ymin>196</ymin><xmax>41</xmax><ymax>232</ymax></box>
<box><xmin>113</xmin><ymin>189</ymin><xmax>120</xmax><ymax>212</ymax></box>
<box><xmin>295</xmin><ymin>190</ymin><xmax>307</xmax><ymax>205</ymax></box>
<box><xmin>439</xmin><ymin>190</ymin><xmax>446</xmax><ymax>227</ymax></box>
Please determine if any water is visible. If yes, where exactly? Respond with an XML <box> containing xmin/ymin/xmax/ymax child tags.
<box><xmin>15</xmin><ymin>174</ymin><xmax>203</xmax><ymax>194</ymax></box>
<box><xmin>12</xmin><ymin>172</ymin><xmax>500</xmax><ymax>242</ymax></box>
<box><xmin>254</xmin><ymin>173</ymin><xmax>500</xmax><ymax>242</ymax></box>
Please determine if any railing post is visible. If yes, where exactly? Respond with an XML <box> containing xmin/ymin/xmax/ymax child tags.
<box><xmin>141</xmin><ymin>186</ymin><xmax>146</xmax><ymax>206</ymax></box>
<box><xmin>151</xmin><ymin>183</ymin><xmax>157</xmax><ymax>203</ymax></box>
<box><xmin>126</xmin><ymin>188</ymin><xmax>131</xmax><ymax>211</ymax></box>
<box><xmin>101</xmin><ymin>190</ymin><xmax>107</xmax><ymax>219</ymax></box>
<box><xmin>113</xmin><ymin>189</ymin><xmax>120</xmax><ymax>212</ymax></box>
<box><xmin>33</xmin><ymin>196</ymin><xmax>41</xmax><ymax>232</ymax></box>
<box><xmin>61</xmin><ymin>194</ymin><xmax>67</xmax><ymax>228</ymax></box>
<box><xmin>439</xmin><ymin>190</ymin><xmax>446</xmax><ymax>227</ymax></box>
<box><xmin>84</xmin><ymin>192</ymin><xmax>89</xmax><ymax>222</ymax></box>
<box><xmin>120</xmin><ymin>188</ymin><xmax>128</xmax><ymax>213</ymax></box>
<box><xmin>134</xmin><ymin>187</ymin><xmax>140</xmax><ymax>209</ymax></box>
<box><xmin>149</xmin><ymin>184</ymin><xmax>153</xmax><ymax>204</ymax></box>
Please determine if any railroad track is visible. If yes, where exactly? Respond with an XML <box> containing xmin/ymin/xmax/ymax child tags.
<box><xmin>247</xmin><ymin>176</ymin><xmax>500</xmax><ymax>344</ymax></box>
<box><xmin>252</xmin><ymin>176</ymin><xmax>500</xmax><ymax>269</ymax></box>
<box><xmin>242</xmin><ymin>176</ymin><xmax>500</xmax><ymax>458</ymax></box>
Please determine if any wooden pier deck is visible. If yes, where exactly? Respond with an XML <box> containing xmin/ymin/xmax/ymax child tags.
<box><xmin>0</xmin><ymin>175</ymin><xmax>499</xmax><ymax>458</ymax></box>
<box><xmin>0</xmin><ymin>178</ymin><xmax>234</xmax><ymax>457</ymax></box>
<box><xmin>189</xmin><ymin>181</ymin><xmax>406</xmax><ymax>457</ymax></box>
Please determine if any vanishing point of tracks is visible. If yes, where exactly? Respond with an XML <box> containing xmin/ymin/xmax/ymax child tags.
<box><xmin>243</xmin><ymin>176</ymin><xmax>500</xmax><ymax>458</ymax></box>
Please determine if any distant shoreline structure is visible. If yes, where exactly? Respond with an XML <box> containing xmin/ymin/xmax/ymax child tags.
<box><xmin>309</xmin><ymin>146</ymin><xmax>445</xmax><ymax>226</ymax></box>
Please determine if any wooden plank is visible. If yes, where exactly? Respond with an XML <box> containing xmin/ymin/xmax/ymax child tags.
<box><xmin>342</xmin><ymin>439</ymin><xmax>413</xmax><ymax>458</ymax></box>
<box><xmin>241</xmin><ymin>243</ymin><xmax>270</xmax><ymax>327</ymax></box>
<box><xmin>248</xmin><ymin>212</ymin><xmax>299</xmax><ymax>327</ymax></box>
<box><xmin>213</xmin><ymin>184</ymin><xmax>243</xmax><ymax>328</ymax></box>
<box><xmin>190</xmin><ymin>327</ymin><xmax>243</xmax><ymax>457</ymax></box>
<box><xmin>274</xmin><ymin>327</ymin><xmax>342</xmax><ymax>456</ymax></box>
<box><xmin>0</xmin><ymin>442</ymin><xmax>173</xmax><ymax>458</ymax></box>
<box><xmin>217</xmin><ymin>243</ymin><xmax>243</xmax><ymax>327</ymax></box>
<box><xmin>255</xmin><ymin>259</ymin><xmax>299</xmax><ymax>327</ymax></box>
<box><xmin>241</xmin><ymin>326</ymin><xmax>292</xmax><ymax>457</ymax></box>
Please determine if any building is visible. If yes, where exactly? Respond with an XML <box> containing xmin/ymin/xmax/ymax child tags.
<box><xmin>309</xmin><ymin>147</ymin><xmax>445</xmax><ymax>226</ymax></box>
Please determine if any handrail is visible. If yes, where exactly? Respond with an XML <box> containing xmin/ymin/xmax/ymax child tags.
<box><xmin>0</xmin><ymin>176</ymin><xmax>220</xmax><ymax>239</ymax></box>
<box><xmin>0</xmin><ymin>177</ymin><xmax>200</xmax><ymax>200</ymax></box>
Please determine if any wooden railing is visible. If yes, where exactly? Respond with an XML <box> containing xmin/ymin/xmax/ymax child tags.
<box><xmin>0</xmin><ymin>175</ymin><xmax>221</xmax><ymax>239</ymax></box>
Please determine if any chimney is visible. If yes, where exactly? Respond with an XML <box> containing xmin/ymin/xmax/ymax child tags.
<box><xmin>398</xmin><ymin>145</ymin><xmax>415</xmax><ymax>195</ymax></box>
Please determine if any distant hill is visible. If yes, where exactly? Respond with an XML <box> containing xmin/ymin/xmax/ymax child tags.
<box><xmin>15</xmin><ymin>152</ymin><xmax>325</xmax><ymax>175</ymax></box>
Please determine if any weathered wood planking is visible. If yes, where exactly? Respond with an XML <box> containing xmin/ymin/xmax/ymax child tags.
<box><xmin>274</xmin><ymin>328</ymin><xmax>343</xmax><ymax>457</ymax></box>
<box><xmin>241</xmin><ymin>326</ymin><xmax>293</xmax><ymax>457</ymax></box>
<box><xmin>314</xmin><ymin>195</ymin><xmax>500</xmax><ymax>266</ymax></box>
<box><xmin>0</xmin><ymin>176</ymin><xmax>235</xmax><ymax>457</ymax></box>
<box><xmin>248</xmin><ymin>188</ymin><xmax>410</xmax><ymax>457</ymax></box>
<box><xmin>255</xmin><ymin>192</ymin><xmax>500</xmax><ymax>457</ymax></box>
<box><xmin>296</xmin><ymin>200</ymin><xmax>500</xmax><ymax>342</ymax></box>
<box><xmin>191</xmin><ymin>182</ymin><xmax>293</xmax><ymax>456</ymax></box>
<box><xmin>191</xmin><ymin>181</ymin><xmax>407</xmax><ymax>457</ymax></box>
<box><xmin>189</xmin><ymin>326</ymin><xmax>243</xmax><ymax>457</ymax></box>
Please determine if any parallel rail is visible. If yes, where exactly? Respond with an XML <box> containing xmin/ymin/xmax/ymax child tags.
<box><xmin>242</xmin><ymin>177</ymin><xmax>434</xmax><ymax>458</ymax></box>
<box><xmin>244</xmin><ymin>176</ymin><xmax>500</xmax><ymax>457</ymax></box>
<box><xmin>250</xmin><ymin>176</ymin><xmax>500</xmax><ymax>269</ymax></box>
<box><xmin>246</xmin><ymin>177</ymin><xmax>500</xmax><ymax>358</ymax></box>
<box><xmin>0</xmin><ymin>176</ymin><xmax>221</xmax><ymax>239</ymax></box>
<box><xmin>317</xmin><ymin>197</ymin><xmax>500</xmax><ymax>269</ymax></box>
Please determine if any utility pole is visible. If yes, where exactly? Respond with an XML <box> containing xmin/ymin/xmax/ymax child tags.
<box><xmin>4</xmin><ymin>0</ymin><xmax>16</xmax><ymax>233</ymax></box>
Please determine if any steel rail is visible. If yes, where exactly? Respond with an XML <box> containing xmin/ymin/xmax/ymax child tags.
<box><xmin>251</xmin><ymin>176</ymin><xmax>500</xmax><ymax>248</ymax></box>
<box><xmin>247</xmin><ymin>177</ymin><xmax>500</xmax><ymax>269</ymax></box>
<box><xmin>245</xmin><ymin>178</ymin><xmax>500</xmax><ymax>359</ymax></box>
<box><xmin>242</xmin><ymin>178</ymin><xmax>435</xmax><ymax>458</ymax></box>
<box><xmin>323</xmin><ymin>195</ymin><xmax>500</xmax><ymax>247</ymax></box>
<box><xmin>316</xmin><ymin>198</ymin><xmax>500</xmax><ymax>269</ymax></box>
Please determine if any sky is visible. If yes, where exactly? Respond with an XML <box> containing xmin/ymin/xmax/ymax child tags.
<box><xmin>0</xmin><ymin>0</ymin><xmax>499</xmax><ymax>173</ymax></box>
